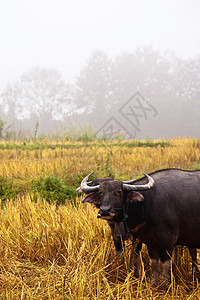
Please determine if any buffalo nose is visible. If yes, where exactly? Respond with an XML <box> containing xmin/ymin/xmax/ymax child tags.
<box><xmin>97</xmin><ymin>206</ymin><xmax>114</xmax><ymax>218</ymax></box>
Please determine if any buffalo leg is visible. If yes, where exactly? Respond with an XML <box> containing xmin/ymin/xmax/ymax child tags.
<box><xmin>148</xmin><ymin>246</ymin><xmax>172</xmax><ymax>286</ymax></box>
<box><xmin>147</xmin><ymin>246</ymin><xmax>160</xmax><ymax>286</ymax></box>
<box><xmin>113</xmin><ymin>236</ymin><xmax>124</xmax><ymax>252</ymax></box>
<box><xmin>149</xmin><ymin>258</ymin><xmax>161</xmax><ymax>286</ymax></box>
<box><xmin>130</xmin><ymin>240</ymin><xmax>142</xmax><ymax>277</ymax></box>
<box><xmin>113</xmin><ymin>236</ymin><xmax>142</xmax><ymax>277</ymax></box>
<box><xmin>108</xmin><ymin>222</ymin><xmax>143</xmax><ymax>277</ymax></box>
<box><xmin>188</xmin><ymin>247</ymin><xmax>200</xmax><ymax>273</ymax></box>
<box><xmin>108</xmin><ymin>222</ymin><xmax>125</xmax><ymax>252</ymax></box>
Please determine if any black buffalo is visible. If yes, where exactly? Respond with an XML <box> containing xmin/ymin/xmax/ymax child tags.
<box><xmin>77</xmin><ymin>176</ymin><xmax>142</xmax><ymax>276</ymax></box>
<box><xmin>78</xmin><ymin>169</ymin><xmax>200</xmax><ymax>285</ymax></box>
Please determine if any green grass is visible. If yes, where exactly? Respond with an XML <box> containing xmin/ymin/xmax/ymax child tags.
<box><xmin>0</xmin><ymin>139</ymin><xmax>172</xmax><ymax>150</ymax></box>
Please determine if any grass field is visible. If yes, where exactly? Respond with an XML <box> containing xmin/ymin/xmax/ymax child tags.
<box><xmin>0</xmin><ymin>137</ymin><xmax>200</xmax><ymax>299</ymax></box>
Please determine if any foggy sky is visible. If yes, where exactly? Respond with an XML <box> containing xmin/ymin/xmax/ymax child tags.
<box><xmin>0</xmin><ymin>0</ymin><xmax>200</xmax><ymax>91</ymax></box>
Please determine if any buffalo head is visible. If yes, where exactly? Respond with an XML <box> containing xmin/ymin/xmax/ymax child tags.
<box><xmin>80</xmin><ymin>172</ymin><xmax>154</xmax><ymax>221</ymax></box>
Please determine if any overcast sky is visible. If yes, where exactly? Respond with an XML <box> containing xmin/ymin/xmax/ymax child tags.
<box><xmin>0</xmin><ymin>0</ymin><xmax>200</xmax><ymax>91</ymax></box>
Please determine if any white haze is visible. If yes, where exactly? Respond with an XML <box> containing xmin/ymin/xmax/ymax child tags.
<box><xmin>0</xmin><ymin>0</ymin><xmax>200</xmax><ymax>91</ymax></box>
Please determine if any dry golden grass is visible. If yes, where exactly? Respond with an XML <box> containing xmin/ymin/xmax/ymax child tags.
<box><xmin>0</xmin><ymin>196</ymin><xmax>199</xmax><ymax>299</ymax></box>
<box><xmin>0</xmin><ymin>137</ymin><xmax>199</xmax><ymax>181</ymax></box>
<box><xmin>0</xmin><ymin>137</ymin><xmax>200</xmax><ymax>299</ymax></box>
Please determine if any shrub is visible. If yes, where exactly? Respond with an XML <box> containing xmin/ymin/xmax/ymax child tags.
<box><xmin>33</xmin><ymin>175</ymin><xmax>76</xmax><ymax>206</ymax></box>
<box><xmin>0</xmin><ymin>177</ymin><xmax>14</xmax><ymax>203</ymax></box>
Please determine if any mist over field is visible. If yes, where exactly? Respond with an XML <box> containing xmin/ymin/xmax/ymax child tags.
<box><xmin>0</xmin><ymin>0</ymin><xmax>200</xmax><ymax>140</ymax></box>
<box><xmin>0</xmin><ymin>48</ymin><xmax>200</xmax><ymax>140</ymax></box>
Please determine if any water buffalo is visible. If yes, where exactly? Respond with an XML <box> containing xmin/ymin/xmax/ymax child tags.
<box><xmin>79</xmin><ymin>169</ymin><xmax>200</xmax><ymax>285</ymax></box>
<box><xmin>77</xmin><ymin>177</ymin><xmax>142</xmax><ymax>276</ymax></box>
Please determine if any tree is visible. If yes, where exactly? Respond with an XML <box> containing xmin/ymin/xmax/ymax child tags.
<box><xmin>111</xmin><ymin>46</ymin><xmax>174</xmax><ymax>104</ymax></box>
<box><xmin>0</xmin><ymin>67</ymin><xmax>75</xmax><ymax>133</ymax></box>
<box><xmin>74</xmin><ymin>47</ymin><xmax>200</xmax><ymax>138</ymax></box>
<box><xmin>0</xmin><ymin>118</ymin><xmax>6</xmax><ymax>138</ymax></box>
<box><xmin>75</xmin><ymin>50</ymin><xmax>113</xmax><ymax>119</ymax></box>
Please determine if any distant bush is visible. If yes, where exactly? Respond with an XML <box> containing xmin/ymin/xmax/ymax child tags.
<box><xmin>33</xmin><ymin>175</ymin><xmax>77</xmax><ymax>206</ymax></box>
<box><xmin>0</xmin><ymin>177</ymin><xmax>14</xmax><ymax>203</ymax></box>
<box><xmin>0</xmin><ymin>177</ymin><xmax>32</xmax><ymax>205</ymax></box>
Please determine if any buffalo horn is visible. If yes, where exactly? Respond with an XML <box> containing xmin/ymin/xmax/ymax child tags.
<box><xmin>122</xmin><ymin>174</ymin><xmax>154</xmax><ymax>191</ymax></box>
<box><xmin>122</xmin><ymin>179</ymin><xmax>137</xmax><ymax>184</ymax></box>
<box><xmin>79</xmin><ymin>171</ymin><xmax>100</xmax><ymax>193</ymax></box>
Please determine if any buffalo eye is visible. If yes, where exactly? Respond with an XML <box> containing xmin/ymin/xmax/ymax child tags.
<box><xmin>115</xmin><ymin>189</ymin><xmax>122</xmax><ymax>196</ymax></box>
<box><xmin>99</xmin><ymin>191</ymin><xmax>104</xmax><ymax>196</ymax></box>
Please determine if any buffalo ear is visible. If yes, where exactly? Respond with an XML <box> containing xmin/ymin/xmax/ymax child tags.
<box><xmin>126</xmin><ymin>191</ymin><xmax>144</xmax><ymax>202</ymax></box>
<box><xmin>82</xmin><ymin>192</ymin><xmax>100</xmax><ymax>205</ymax></box>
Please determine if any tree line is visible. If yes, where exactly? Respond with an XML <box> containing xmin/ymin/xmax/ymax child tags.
<box><xmin>0</xmin><ymin>46</ymin><xmax>200</xmax><ymax>139</ymax></box>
